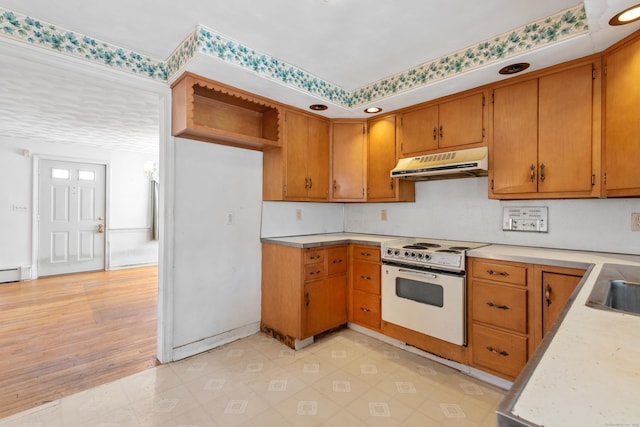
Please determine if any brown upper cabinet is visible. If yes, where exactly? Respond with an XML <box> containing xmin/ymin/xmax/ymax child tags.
<box><xmin>367</xmin><ymin>115</ymin><xmax>415</xmax><ymax>202</ymax></box>
<box><xmin>171</xmin><ymin>72</ymin><xmax>281</xmax><ymax>151</ymax></box>
<box><xmin>603</xmin><ymin>33</ymin><xmax>640</xmax><ymax>197</ymax></box>
<box><xmin>399</xmin><ymin>90</ymin><xmax>487</xmax><ymax>157</ymax></box>
<box><xmin>331</xmin><ymin>120</ymin><xmax>367</xmax><ymax>201</ymax></box>
<box><xmin>263</xmin><ymin>109</ymin><xmax>330</xmax><ymax>201</ymax></box>
<box><xmin>489</xmin><ymin>59</ymin><xmax>601</xmax><ymax>199</ymax></box>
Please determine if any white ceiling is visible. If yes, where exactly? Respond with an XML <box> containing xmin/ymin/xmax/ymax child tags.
<box><xmin>1</xmin><ymin>0</ymin><xmax>640</xmax><ymax>152</ymax></box>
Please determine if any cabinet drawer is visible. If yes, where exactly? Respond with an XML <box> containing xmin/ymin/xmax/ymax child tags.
<box><xmin>304</xmin><ymin>249</ymin><xmax>325</xmax><ymax>265</ymax></box>
<box><xmin>472</xmin><ymin>260</ymin><xmax>528</xmax><ymax>286</ymax></box>
<box><xmin>472</xmin><ymin>324</ymin><xmax>528</xmax><ymax>379</ymax></box>
<box><xmin>304</xmin><ymin>263</ymin><xmax>326</xmax><ymax>281</ymax></box>
<box><xmin>353</xmin><ymin>261</ymin><xmax>381</xmax><ymax>294</ymax></box>
<box><xmin>353</xmin><ymin>245</ymin><xmax>381</xmax><ymax>262</ymax></box>
<box><xmin>473</xmin><ymin>282</ymin><xmax>527</xmax><ymax>333</ymax></box>
<box><xmin>352</xmin><ymin>290</ymin><xmax>380</xmax><ymax>329</ymax></box>
<box><xmin>327</xmin><ymin>246</ymin><xmax>348</xmax><ymax>275</ymax></box>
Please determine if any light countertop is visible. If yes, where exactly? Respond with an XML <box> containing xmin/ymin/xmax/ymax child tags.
<box><xmin>261</xmin><ymin>232</ymin><xmax>400</xmax><ymax>248</ymax></box>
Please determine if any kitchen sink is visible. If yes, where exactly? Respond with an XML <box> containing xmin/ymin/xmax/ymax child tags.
<box><xmin>586</xmin><ymin>264</ymin><xmax>640</xmax><ymax>316</ymax></box>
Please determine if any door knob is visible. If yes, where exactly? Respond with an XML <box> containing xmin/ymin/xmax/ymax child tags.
<box><xmin>97</xmin><ymin>223</ymin><xmax>104</xmax><ymax>233</ymax></box>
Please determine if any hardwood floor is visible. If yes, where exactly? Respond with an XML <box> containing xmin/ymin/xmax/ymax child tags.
<box><xmin>0</xmin><ymin>266</ymin><xmax>158</xmax><ymax>419</ymax></box>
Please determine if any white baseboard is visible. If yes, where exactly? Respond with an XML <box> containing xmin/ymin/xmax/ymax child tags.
<box><xmin>171</xmin><ymin>322</ymin><xmax>261</xmax><ymax>361</ymax></box>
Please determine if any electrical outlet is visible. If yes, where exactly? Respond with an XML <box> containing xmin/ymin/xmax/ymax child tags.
<box><xmin>380</xmin><ymin>209</ymin><xmax>388</xmax><ymax>221</ymax></box>
<box><xmin>632</xmin><ymin>212</ymin><xmax>640</xmax><ymax>231</ymax></box>
<box><xmin>296</xmin><ymin>209</ymin><xmax>302</xmax><ymax>221</ymax></box>
<box><xmin>226</xmin><ymin>212</ymin><xmax>234</xmax><ymax>225</ymax></box>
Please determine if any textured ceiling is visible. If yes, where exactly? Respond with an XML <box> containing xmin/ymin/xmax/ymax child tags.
<box><xmin>1</xmin><ymin>0</ymin><xmax>640</xmax><ymax>153</ymax></box>
<box><xmin>0</xmin><ymin>53</ymin><xmax>161</xmax><ymax>154</ymax></box>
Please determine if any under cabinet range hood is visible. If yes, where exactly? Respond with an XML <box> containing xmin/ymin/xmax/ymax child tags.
<box><xmin>391</xmin><ymin>147</ymin><xmax>488</xmax><ymax>181</ymax></box>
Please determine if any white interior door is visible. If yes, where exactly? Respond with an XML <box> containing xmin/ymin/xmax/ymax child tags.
<box><xmin>38</xmin><ymin>159</ymin><xmax>106</xmax><ymax>276</ymax></box>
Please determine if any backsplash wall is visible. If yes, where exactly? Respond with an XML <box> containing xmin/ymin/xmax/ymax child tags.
<box><xmin>261</xmin><ymin>178</ymin><xmax>640</xmax><ymax>255</ymax></box>
<box><xmin>344</xmin><ymin>177</ymin><xmax>640</xmax><ymax>255</ymax></box>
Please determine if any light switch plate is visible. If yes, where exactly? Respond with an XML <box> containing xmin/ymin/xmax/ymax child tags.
<box><xmin>503</xmin><ymin>207</ymin><xmax>548</xmax><ymax>232</ymax></box>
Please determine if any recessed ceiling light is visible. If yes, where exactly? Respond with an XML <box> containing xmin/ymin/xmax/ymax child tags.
<box><xmin>498</xmin><ymin>62</ymin><xmax>530</xmax><ymax>75</ymax></box>
<box><xmin>364</xmin><ymin>107</ymin><xmax>383</xmax><ymax>114</ymax></box>
<box><xmin>609</xmin><ymin>4</ymin><xmax>640</xmax><ymax>25</ymax></box>
<box><xmin>309</xmin><ymin>104</ymin><xmax>328</xmax><ymax>111</ymax></box>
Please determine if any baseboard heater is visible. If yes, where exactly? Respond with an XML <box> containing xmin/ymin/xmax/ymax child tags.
<box><xmin>0</xmin><ymin>266</ymin><xmax>30</xmax><ymax>284</ymax></box>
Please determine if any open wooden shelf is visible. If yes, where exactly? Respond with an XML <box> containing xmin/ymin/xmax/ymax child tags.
<box><xmin>171</xmin><ymin>72</ymin><xmax>281</xmax><ymax>151</ymax></box>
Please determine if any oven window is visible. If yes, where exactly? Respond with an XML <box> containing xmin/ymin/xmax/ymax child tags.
<box><xmin>396</xmin><ymin>277</ymin><xmax>444</xmax><ymax>307</ymax></box>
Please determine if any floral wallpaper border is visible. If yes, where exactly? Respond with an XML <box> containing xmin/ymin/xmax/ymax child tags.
<box><xmin>1</xmin><ymin>3</ymin><xmax>588</xmax><ymax>108</ymax></box>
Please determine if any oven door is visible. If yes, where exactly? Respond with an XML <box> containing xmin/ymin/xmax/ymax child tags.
<box><xmin>381</xmin><ymin>263</ymin><xmax>466</xmax><ymax>345</ymax></box>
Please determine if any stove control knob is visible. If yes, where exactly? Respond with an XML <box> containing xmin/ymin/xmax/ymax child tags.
<box><xmin>394</xmin><ymin>249</ymin><xmax>400</xmax><ymax>256</ymax></box>
<box><xmin>424</xmin><ymin>254</ymin><xmax>431</xmax><ymax>260</ymax></box>
<box><xmin>411</xmin><ymin>252</ymin><xmax>416</xmax><ymax>258</ymax></box>
<box><xmin>404</xmin><ymin>251</ymin><xmax>410</xmax><ymax>257</ymax></box>
<box><xmin>386</xmin><ymin>248</ymin><xmax>393</xmax><ymax>256</ymax></box>
<box><xmin>417</xmin><ymin>253</ymin><xmax>424</xmax><ymax>259</ymax></box>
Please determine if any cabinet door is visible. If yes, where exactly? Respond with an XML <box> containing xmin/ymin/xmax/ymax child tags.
<box><xmin>605</xmin><ymin>36</ymin><xmax>640</xmax><ymax>196</ymax></box>
<box><xmin>284</xmin><ymin>110</ymin><xmax>309</xmax><ymax>199</ymax></box>
<box><xmin>367</xmin><ymin>115</ymin><xmax>398</xmax><ymax>200</ymax></box>
<box><xmin>400</xmin><ymin>105</ymin><xmax>439</xmax><ymax>156</ymax></box>
<box><xmin>438</xmin><ymin>92</ymin><xmax>485</xmax><ymax>149</ymax></box>
<box><xmin>306</xmin><ymin>116</ymin><xmax>330</xmax><ymax>200</ymax></box>
<box><xmin>541</xmin><ymin>271</ymin><xmax>582</xmax><ymax>336</ymax></box>
<box><xmin>538</xmin><ymin>64</ymin><xmax>594</xmax><ymax>194</ymax></box>
<box><xmin>491</xmin><ymin>79</ymin><xmax>539</xmax><ymax>195</ymax></box>
<box><xmin>331</xmin><ymin>121</ymin><xmax>366</xmax><ymax>200</ymax></box>
<box><xmin>328</xmin><ymin>275</ymin><xmax>348</xmax><ymax>327</ymax></box>
<box><xmin>303</xmin><ymin>279</ymin><xmax>332</xmax><ymax>337</ymax></box>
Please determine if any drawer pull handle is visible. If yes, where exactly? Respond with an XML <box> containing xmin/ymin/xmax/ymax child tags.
<box><xmin>360</xmin><ymin>252</ymin><xmax>372</xmax><ymax>257</ymax></box>
<box><xmin>332</xmin><ymin>259</ymin><xmax>343</xmax><ymax>264</ymax></box>
<box><xmin>305</xmin><ymin>292</ymin><xmax>310</xmax><ymax>307</ymax></box>
<box><xmin>486</xmin><ymin>301</ymin><xmax>510</xmax><ymax>310</ymax></box>
<box><xmin>310</xmin><ymin>255</ymin><xmax>321</xmax><ymax>260</ymax></box>
<box><xmin>487</xmin><ymin>269</ymin><xmax>509</xmax><ymax>277</ymax></box>
<box><xmin>360</xmin><ymin>307</ymin><xmax>371</xmax><ymax>313</ymax></box>
<box><xmin>309</xmin><ymin>270</ymin><xmax>321</xmax><ymax>276</ymax></box>
<box><xmin>486</xmin><ymin>346</ymin><xmax>509</xmax><ymax>357</ymax></box>
<box><xmin>360</xmin><ymin>275</ymin><xmax>372</xmax><ymax>280</ymax></box>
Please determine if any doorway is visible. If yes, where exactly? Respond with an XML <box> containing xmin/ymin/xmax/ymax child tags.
<box><xmin>37</xmin><ymin>158</ymin><xmax>106</xmax><ymax>277</ymax></box>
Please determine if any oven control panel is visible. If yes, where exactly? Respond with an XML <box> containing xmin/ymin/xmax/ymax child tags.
<box><xmin>383</xmin><ymin>247</ymin><xmax>463</xmax><ymax>270</ymax></box>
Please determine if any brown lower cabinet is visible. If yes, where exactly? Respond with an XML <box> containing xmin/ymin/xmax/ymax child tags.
<box><xmin>349</xmin><ymin>244</ymin><xmax>382</xmax><ymax>330</ymax></box>
<box><xmin>468</xmin><ymin>257</ymin><xmax>585</xmax><ymax>380</ymax></box>
<box><xmin>261</xmin><ymin>243</ymin><xmax>347</xmax><ymax>348</ymax></box>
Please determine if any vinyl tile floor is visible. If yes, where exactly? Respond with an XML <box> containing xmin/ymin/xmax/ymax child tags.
<box><xmin>0</xmin><ymin>329</ymin><xmax>506</xmax><ymax>427</ymax></box>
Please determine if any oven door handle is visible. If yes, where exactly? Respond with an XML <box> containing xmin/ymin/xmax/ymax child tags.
<box><xmin>398</xmin><ymin>268</ymin><xmax>438</xmax><ymax>279</ymax></box>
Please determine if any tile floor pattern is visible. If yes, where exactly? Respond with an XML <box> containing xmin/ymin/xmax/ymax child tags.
<box><xmin>1</xmin><ymin>329</ymin><xmax>506</xmax><ymax>427</ymax></box>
